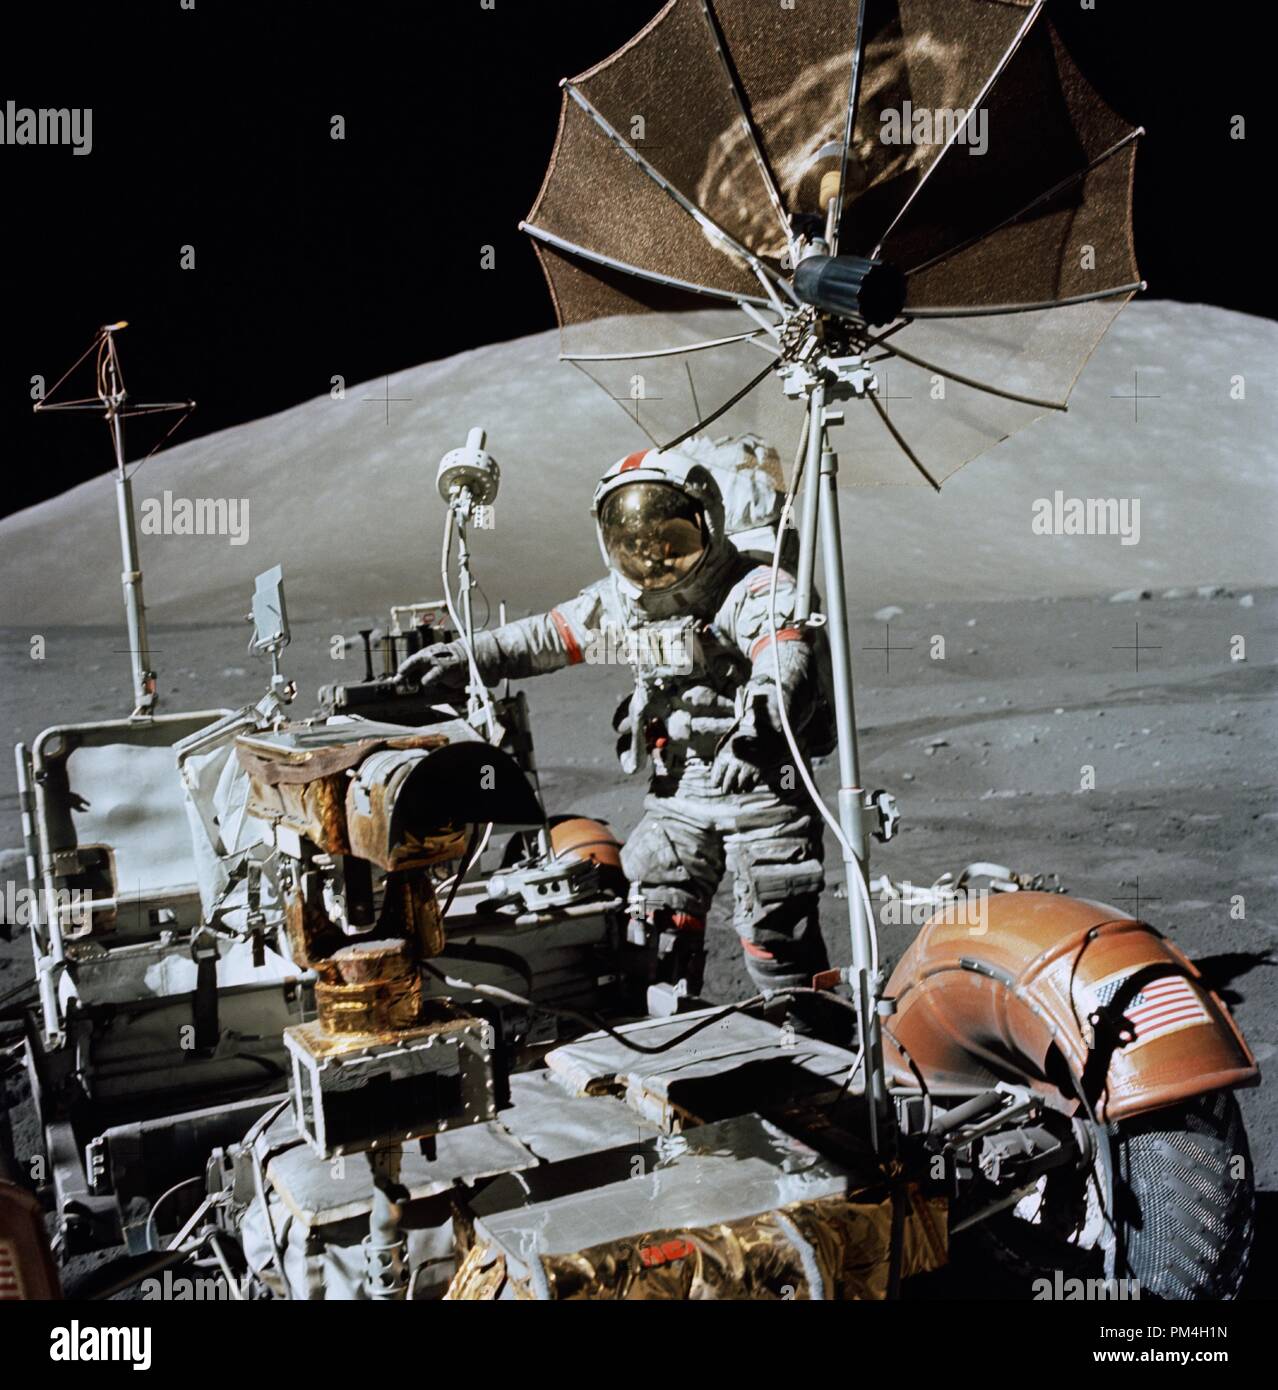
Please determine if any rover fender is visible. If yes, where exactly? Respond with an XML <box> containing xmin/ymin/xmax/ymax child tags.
<box><xmin>547</xmin><ymin>816</ymin><xmax>626</xmax><ymax>894</ymax></box>
<box><xmin>883</xmin><ymin>892</ymin><xmax>1257</xmax><ymax>1122</ymax></box>
<box><xmin>0</xmin><ymin>1170</ymin><xmax>61</xmax><ymax>1300</ymax></box>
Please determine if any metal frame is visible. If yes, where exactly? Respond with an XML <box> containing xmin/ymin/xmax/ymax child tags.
<box><xmin>285</xmin><ymin>1017</ymin><xmax>498</xmax><ymax>1159</ymax></box>
<box><xmin>19</xmin><ymin>709</ymin><xmax>231</xmax><ymax>1047</ymax></box>
<box><xmin>695</xmin><ymin>0</ymin><xmax>795</xmax><ymax>264</ymax></box>
<box><xmin>903</xmin><ymin>128</ymin><xmax>1145</xmax><ymax>281</ymax></box>
<box><xmin>906</xmin><ymin>283</ymin><xmax>1145</xmax><ymax>318</ymax></box>
<box><xmin>561</xmin><ymin>327</ymin><xmax>770</xmax><ymax>363</ymax></box>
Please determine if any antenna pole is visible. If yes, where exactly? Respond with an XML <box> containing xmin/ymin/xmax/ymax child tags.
<box><xmin>793</xmin><ymin>372</ymin><xmax>892</xmax><ymax>1154</ymax></box>
<box><xmin>794</xmin><ymin>381</ymin><xmax>825</xmax><ymax>619</ymax></box>
<box><xmin>815</xmin><ymin>414</ymin><xmax>888</xmax><ymax>1142</ymax></box>
<box><xmin>36</xmin><ymin>323</ymin><xmax>191</xmax><ymax>719</ymax></box>
<box><xmin>102</xmin><ymin>331</ymin><xmax>157</xmax><ymax>716</ymax></box>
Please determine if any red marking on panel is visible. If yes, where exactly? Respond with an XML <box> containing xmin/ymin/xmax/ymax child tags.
<box><xmin>640</xmin><ymin>1238</ymin><xmax>695</xmax><ymax>1267</ymax></box>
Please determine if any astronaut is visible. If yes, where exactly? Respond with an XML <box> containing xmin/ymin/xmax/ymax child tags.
<box><xmin>399</xmin><ymin>447</ymin><xmax>834</xmax><ymax>999</ymax></box>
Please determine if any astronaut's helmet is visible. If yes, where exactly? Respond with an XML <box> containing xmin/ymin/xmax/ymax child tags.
<box><xmin>593</xmin><ymin>449</ymin><xmax>725</xmax><ymax>595</ymax></box>
<box><xmin>597</xmin><ymin>482</ymin><xmax>707</xmax><ymax>591</ymax></box>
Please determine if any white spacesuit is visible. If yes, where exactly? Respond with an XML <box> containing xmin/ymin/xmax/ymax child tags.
<box><xmin>400</xmin><ymin>447</ymin><xmax>835</xmax><ymax>997</ymax></box>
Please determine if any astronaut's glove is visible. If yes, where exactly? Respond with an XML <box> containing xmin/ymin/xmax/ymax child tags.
<box><xmin>709</xmin><ymin>736</ymin><xmax>763</xmax><ymax>794</ymax></box>
<box><xmin>710</xmin><ymin>699</ymin><xmax>786</xmax><ymax>794</ymax></box>
<box><xmin>395</xmin><ymin>641</ymin><xmax>472</xmax><ymax>694</ymax></box>
<box><xmin>711</xmin><ymin>637</ymin><xmax>811</xmax><ymax>792</ymax></box>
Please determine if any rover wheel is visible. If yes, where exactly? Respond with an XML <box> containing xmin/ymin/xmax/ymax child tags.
<box><xmin>969</xmin><ymin>1089</ymin><xmax>1254</xmax><ymax>1300</ymax></box>
<box><xmin>1112</xmin><ymin>1088</ymin><xmax>1254</xmax><ymax>1300</ymax></box>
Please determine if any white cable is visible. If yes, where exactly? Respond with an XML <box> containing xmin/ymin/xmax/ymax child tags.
<box><xmin>435</xmin><ymin>505</ymin><xmax>499</xmax><ymax>894</ymax></box>
<box><xmin>764</xmin><ymin>415</ymin><xmax>881</xmax><ymax>981</ymax></box>
<box><xmin>440</xmin><ymin>505</ymin><xmax>499</xmax><ymax>742</ymax></box>
<box><xmin>145</xmin><ymin>1175</ymin><xmax>203</xmax><ymax>1250</ymax></box>
<box><xmin>436</xmin><ymin>820</ymin><xmax>494</xmax><ymax>898</ymax></box>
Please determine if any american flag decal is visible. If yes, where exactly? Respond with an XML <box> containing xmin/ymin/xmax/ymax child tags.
<box><xmin>0</xmin><ymin>1238</ymin><xmax>23</xmax><ymax>1299</ymax></box>
<box><xmin>1085</xmin><ymin>969</ymin><xmax>1212</xmax><ymax>1049</ymax></box>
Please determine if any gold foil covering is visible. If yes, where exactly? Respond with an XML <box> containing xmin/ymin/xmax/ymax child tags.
<box><xmin>314</xmin><ymin>975</ymin><xmax>423</xmax><ymax>1035</ymax></box>
<box><xmin>446</xmin><ymin>1187</ymin><xmax>948</xmax><ymax>1300</ymax></box>
<box><xmin>315</xmin><ymin>940</ymin><xmax>423</xmax><ymax>1035</ymax></box>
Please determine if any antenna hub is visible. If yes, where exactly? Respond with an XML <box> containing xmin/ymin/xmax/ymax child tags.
<box><xmin>437</xmin><ymin>426</ymin><xmax>500</xmax><ymax>506</ymax></box>
<box><xmin>793</xmin><ymin>254</ymin><xmax>905</xmax><ymax>328</ymax></box>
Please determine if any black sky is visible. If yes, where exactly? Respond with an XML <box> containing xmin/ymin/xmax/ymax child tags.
<box><xmin>2</xmin><ymin>0</ymin><xmax>1270</xmax><ymax>518</ymax></box>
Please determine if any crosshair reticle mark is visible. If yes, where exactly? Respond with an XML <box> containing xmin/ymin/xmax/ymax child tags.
<box><xmin>1112</xmin><ymin>620</ymin><xmax>1162</xmax><ymax>672</ymax></box>
<box><xmin>360</xmin><ymin>376</ymin><xmax>413</xmax><ymax>426</ymax></box>
<box><xmin>1110</xmin><ymin>877</ymin><xmax>1161</xmax><ymax>923</ymax></box>
<box><xmin>862</xmin><ymin>622</ymin><xmax>915</xmax><ymax>674</ymax></box>
<box><xmin>1109</xmin><ymin>368</ymin><xmax>1161</xmax><ymax>424</ymax></box>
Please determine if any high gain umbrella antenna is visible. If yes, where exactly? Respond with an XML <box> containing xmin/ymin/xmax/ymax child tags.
<box><xmin>521</xmin><ymin>0</ymin><xmax>1142</xmax><ymax>1152</ymax></box>
<box><xmin>34</xmin><ymin>323</ymin><xmax>196</xmax><ymax>717</ymax></box>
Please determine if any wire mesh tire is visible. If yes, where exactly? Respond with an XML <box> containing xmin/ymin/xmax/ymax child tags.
<box><xmin>967</xmin><ymin>1089</ymin><xmax>1254</xmax><ymax>1300</ymax></box>
<box><xmin>1113</xmin><ymin>1088</ymin><xmax>1254</xmax><ymax>1301</ymax></box>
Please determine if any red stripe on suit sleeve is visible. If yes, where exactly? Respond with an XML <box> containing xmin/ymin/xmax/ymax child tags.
<box><xmin>550</xmin><ymin>608</ymin><xmax>584</xmax><ymax>665</ymax></box>
<box><xmin>750</xmin><ymin>627</ymin><xmax>803</xmax><ymax>662</ymax></box>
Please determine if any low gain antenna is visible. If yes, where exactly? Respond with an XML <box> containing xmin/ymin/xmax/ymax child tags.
<box><xmin>34</xmin><ymin>322</ymin><xmax>196</xmax><ymax>716</ymax></box>
<box><xmin>435</xmin><ymin>427</ymin><xmax>500</xmax><ymax>727</ymax></box>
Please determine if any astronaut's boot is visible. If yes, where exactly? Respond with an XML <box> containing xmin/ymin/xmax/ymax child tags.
<box><xmin>740</xmin><ymin>904</ymin><xmax>833</xmax><ymax>1038</ymax></box>
<box><xmin>740</xmin><ymin>938</ymin><xmax>811</xmax><ymax>996</ymax></box>
<box><xmin>624</xmin><ymin>901</ymin><xmax>707</xmax><ymax>1008</ymax></box>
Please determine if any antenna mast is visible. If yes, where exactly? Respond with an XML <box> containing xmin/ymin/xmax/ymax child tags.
<box><xmin>35</xmin><ymin>322</ymin><xmax>195</xmax><ymax>717</ymax></box>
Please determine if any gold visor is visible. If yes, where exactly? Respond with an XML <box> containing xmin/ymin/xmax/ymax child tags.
<box><xmin>599</xmin><ymin>482</ymin><xmax>707</xmax><ymax>591</ymax></box>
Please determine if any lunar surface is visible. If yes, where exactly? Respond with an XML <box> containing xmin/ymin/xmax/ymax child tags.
<box><xmin>1</xmin><ymin>300</ymin><xmax>1274</xmax><ymax>1294</ymax></box>
<box><xmin>1</xmin><ymin>302</ymin><xmax>1274</xmax><ymax>623</ymax></box>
